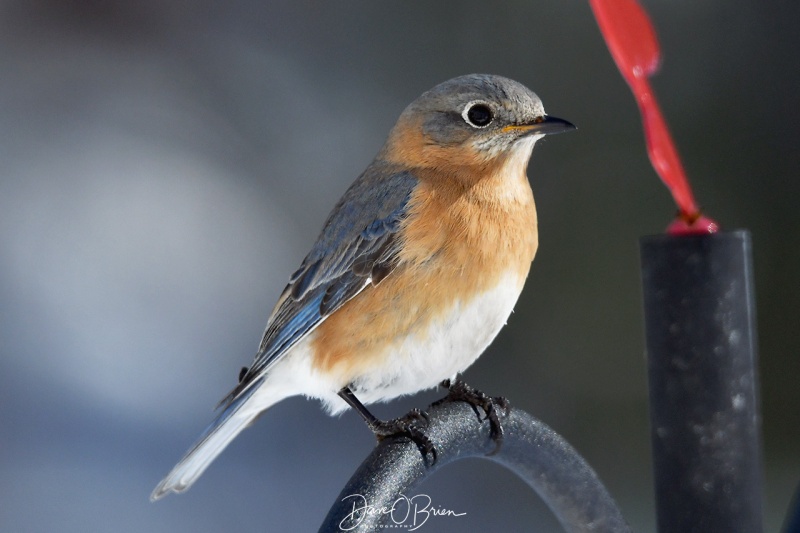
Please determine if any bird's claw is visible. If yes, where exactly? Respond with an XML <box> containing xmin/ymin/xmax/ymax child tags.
<box><xmin>369</xmin><ymin>408</ymin><xmax>436</xmax><ymax>462</ymax></box>
<box><xmin>433</xmin><ymin>379</ymin><xmax>509</xmax><ymax>455</ymax></box>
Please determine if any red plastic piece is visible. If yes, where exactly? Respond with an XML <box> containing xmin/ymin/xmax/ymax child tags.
<box><xmin>589</xmin><ymin>0</ymin><xmax>718</xmax><ymax>234</ymax></box>
<box><xmin>666</xmin><ymin>215</ymin><xmax>719</xmax><ymax>235</ymax></box>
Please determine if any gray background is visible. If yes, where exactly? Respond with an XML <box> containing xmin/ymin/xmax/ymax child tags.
<box><xmin>1</xmin><ymin>1</ymin><xmax>798</xmax><ymax>531</ymax></box>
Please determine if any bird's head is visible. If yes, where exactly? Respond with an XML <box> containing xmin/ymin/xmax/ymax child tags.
<box><xmin>381</xmin><ymin>74</ymin><xmax>575</xmax><ymax>180</ymax></box>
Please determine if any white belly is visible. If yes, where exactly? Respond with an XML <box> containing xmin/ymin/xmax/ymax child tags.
<box><xmin>257</xmin><ymin>271</ymin><xmax>526</xmax><ymax>415</ymax></box>
<box><xmin>332</xmin><ymin>271</ymin><xmax>525</xmax><ymax>412</ymax></box>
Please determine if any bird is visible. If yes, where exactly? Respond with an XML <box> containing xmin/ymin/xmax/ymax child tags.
<box><xmin>151</xmin><ymin>73</ymin><xmax>574</xmax><ymax>500</ymax></box>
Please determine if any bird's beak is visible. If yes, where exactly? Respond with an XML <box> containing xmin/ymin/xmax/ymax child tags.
<box><xmin>502</xmin><ymin>115</ymin><xmax>576</xmax><ymax>137</ymax></box>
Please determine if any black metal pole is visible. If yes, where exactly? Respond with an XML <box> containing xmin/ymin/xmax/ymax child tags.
<box><xmin>319</xmin><ymin>401</ymin><xmax>631</xmax><ymax>533</ymax></box>
<box><xmin>640</xmin><ymin>230</ymin><xmax>764</xmax><ymax>533</ymax></box>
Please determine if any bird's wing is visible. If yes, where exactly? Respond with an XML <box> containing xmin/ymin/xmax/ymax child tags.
<box><xmin>219</xmin><ymin>164</ymin><xmax>419</xmax><ymax>406</ymax></box>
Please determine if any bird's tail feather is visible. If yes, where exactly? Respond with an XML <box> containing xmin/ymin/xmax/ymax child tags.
<box><xmin>150</xmin><ymin>377</ymin><xmax>271</xmax><ymax>501</ymax></box>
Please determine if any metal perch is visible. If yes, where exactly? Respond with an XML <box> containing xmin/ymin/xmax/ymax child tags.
<box><xmin>319</xmin><ymin>399</ymin><xmax>631</xmax><ymax>532</ymax></box>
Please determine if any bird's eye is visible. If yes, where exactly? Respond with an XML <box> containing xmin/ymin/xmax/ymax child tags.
<box><xmin>462</xmin><ymin>102</ymin><xmax>494</xmax><ymax>128</ymax></box>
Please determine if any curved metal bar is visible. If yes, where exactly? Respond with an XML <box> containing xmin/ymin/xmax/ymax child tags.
<box><xmin>319</xmin><ymin>401</ymin><xmax>631</xmax><ymax>532</ymax></box>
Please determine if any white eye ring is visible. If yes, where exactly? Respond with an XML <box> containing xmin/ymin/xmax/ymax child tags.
<box><xmin>461</xmin><ymin>100</ymin><xmax>494</xmax><ymax>128</ymax></box>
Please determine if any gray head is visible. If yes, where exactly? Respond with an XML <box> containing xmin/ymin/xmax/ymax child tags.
<box><xmin>382</xmin><ymin>74</ymin><xmax>574</xmax><ymax>168</ymax></box>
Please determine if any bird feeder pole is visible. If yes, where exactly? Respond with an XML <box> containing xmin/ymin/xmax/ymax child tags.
<box><xmin>589</xmin><ymin>1</ymin><xmax>764</xmax><ymax>531</ymax></box>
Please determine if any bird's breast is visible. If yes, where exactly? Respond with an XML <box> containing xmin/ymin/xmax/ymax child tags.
<box><xmin>310</xmin><ymin>168</ymin><xmax>538</xmax><ymax>389</ymax></box>
<box><xmin>398</xmin><ymin>170</ymin><xmax>538</xmax><ymax>281</ymax></box>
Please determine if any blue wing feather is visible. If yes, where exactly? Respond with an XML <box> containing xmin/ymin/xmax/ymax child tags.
<box><xmin>219</xmin><ymin>164</ymin><xmax>419</xmax><ymax>406</ymax></box>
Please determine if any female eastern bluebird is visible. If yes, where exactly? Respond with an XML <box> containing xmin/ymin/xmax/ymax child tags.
<box><xmin>151</xmin><ymin>74</ymin><xmax>574</xmax><ymax>500</ymax></box>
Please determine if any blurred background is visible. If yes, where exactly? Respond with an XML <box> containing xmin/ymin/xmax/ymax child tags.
<box><xmin>1</xmin><ymin>1</ymin><xmax>798</xmax><ymax>531</ymax></box>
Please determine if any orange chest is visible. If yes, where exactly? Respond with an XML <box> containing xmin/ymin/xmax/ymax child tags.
<box><xmin>310</xmin><ymin>173</ymin><xmax>538</xmax><ymax>378</ymax></box>
<box><xmin>397</xmin><ymin>176</ymin><xmax>539</xmax><ymax>292</ymax></box>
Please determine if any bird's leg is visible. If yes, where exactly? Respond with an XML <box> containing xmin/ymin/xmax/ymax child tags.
<box><xmin>338</xmin><ymin>387</ymin><xmax>435</xmax><ymax>461</ymax></box>
<box><xmin>432</xmin><ymin>378</ymin><xmax>510</xmax><ymax>455</ymax></box>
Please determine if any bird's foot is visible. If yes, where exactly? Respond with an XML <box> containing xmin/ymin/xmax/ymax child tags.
<box><xmin>338</xmin><ymin>387</ymin><xmax>436</xmax><ymax>462</ymax></box>
<box><xmin>367</xmin><ymin>408</ymin><xmax>436</xmax><ymax>461</ymax></box>
<box><xmin>433</xmin><ymin>379</ymin><xmax>510</xmax><ymax>455</ymax></box>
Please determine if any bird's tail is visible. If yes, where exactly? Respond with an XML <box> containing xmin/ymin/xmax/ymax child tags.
<box><xmin>150</xmin><ymin>376</ymin><xmax>273</xmax><ymax>501</ymax></box>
